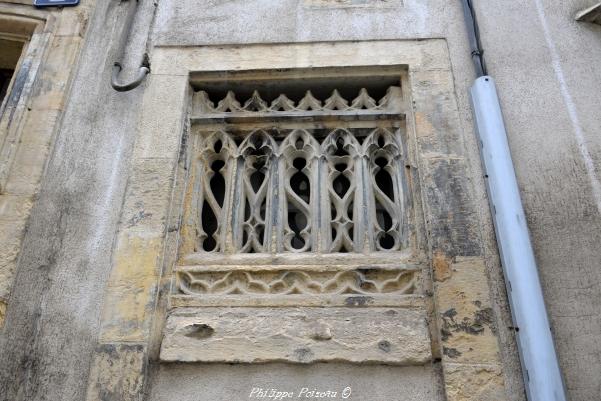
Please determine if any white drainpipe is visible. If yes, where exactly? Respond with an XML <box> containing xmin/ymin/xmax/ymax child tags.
<box><xmin>470</xmin><ymin>77</ymin><xmax>567</xmax><ymax>401</ymax></box>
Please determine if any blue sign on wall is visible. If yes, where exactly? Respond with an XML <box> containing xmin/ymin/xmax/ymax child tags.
<box><xmin>34</xmin><ymin>0</ymin><xmax>80</xmax><ymax>7</ymax></box>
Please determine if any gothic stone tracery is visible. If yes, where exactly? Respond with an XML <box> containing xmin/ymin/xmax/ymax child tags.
<box><xmin>176</xmin><ymin>85</ymin><xmax>418</xmax><ymax>304</ymax></box>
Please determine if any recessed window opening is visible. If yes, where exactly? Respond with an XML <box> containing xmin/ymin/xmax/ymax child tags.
<box><xmin>0</xmin><ymin>38</ymin><xmax>25</xmax><ymax>106</ymax></box>
<box><xmin>186</xmin><ymin>70</ymin><xmax>411</xmax><ymax>255</ymax></box>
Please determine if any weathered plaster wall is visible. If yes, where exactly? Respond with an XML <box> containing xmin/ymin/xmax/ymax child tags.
<box><xmin>472</xmin><ymin>1</ymin><xmax>601</xmax><ymax>399</ymax></box>
<box><xmin>152</xmin><ymin>0</ymin><xmax>442</xmax><ymax>45</ymax></box>
<box><xmin>0</xmin><ymin>1</ymin><xmax>157</xmax><ymax>400</ymax></box>
<box><xmin>148</xmin><ymin>363</ymin><xmax>444</xmax><ymax>401</ymax></box>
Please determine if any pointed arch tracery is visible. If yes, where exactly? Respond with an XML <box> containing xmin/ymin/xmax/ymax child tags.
<box><xmin>187</xmin><ymin>87</ymin><xmax>409</xmax><ymax>254</ymax></box>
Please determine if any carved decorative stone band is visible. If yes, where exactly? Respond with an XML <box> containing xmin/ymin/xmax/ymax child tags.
<box><xmin>194</xmin><ymin>87</ymin><xmax>402</xmax><ymax>114</ymax></box>
<box><xmin>177</xmin><ymin>268</ymin><xmax>417</xmax><ymax>296</ymax></box>
<box><xmin>190</xmin><ymin>89</ymin><xmax>406</xmax><ymax>129</ymax></box>
<box><xmin>172</xmin><ymin>253</ymin><xmax>423</xmax><ymax>307</ymax></box>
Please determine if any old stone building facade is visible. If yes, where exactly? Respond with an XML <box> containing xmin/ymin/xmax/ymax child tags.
<box><xmin>0</xmin><ymin>1</ymin><xmax>600</xmax><ymax>400</ymax></box>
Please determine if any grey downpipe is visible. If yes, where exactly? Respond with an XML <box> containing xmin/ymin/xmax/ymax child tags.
<box><xmin>460</xmin><ymin>1</ymin><xmax>567</xmax><ymax>400</ymax></box>
<box><xmin>111</xmin><ymin>0</ymin><xmax>150</xmax><ymax>92</ymax></box>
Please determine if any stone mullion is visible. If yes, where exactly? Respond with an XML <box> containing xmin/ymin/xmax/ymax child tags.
<box><xmin>358</xmin><ymin>154</ymin><xmax>375</xmax><ymax>252</ymax></box>
<box><xmin>218</xmin><ymin>146</ymin><xmax>238</xmax><ymax>254</ymax></box>
<box><xmin>354</xmin><ymin>151</ymin><xmax>369</xmax><ymax>253</ymax></box>
<box><xmin>395</xmin><ymin>127</ymin><xmax>415</xmax><ymax>252</ymax></box>
<box><xmin>264</xmin><ymin>151</ymin><xmax>279</xmax><ymax>253</ymax></box>
<box><xmin>230</xmin><ymin>154</ymin><xmax>245</xmax><ymax>252</ymax></box>
<box><xmin>309</xmin><ymin>153</ymin><xmax>321</xmax><ymax>252</ymax></box>
<box><xmin>274</xmin><ymin>153</ymin><xmax>286</xmax><ymax>253</ymax></box>
<box><xmin>317</xmin><ymin>153</ymin><xmax>329</xmax><ymax>253</ymax></box>
<box><xmin>363</xmin><ymin>150</ymin><xmax>378</xmax><ymax>252</ymax></box>
<box><xmin>391</xmin><ymin>149</ymin><xmax>408</xmax><ymax>249</ymax></box>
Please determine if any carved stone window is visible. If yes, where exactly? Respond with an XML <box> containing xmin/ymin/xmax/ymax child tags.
<box><xmin>164</xmin><ymin>71</ymin><xmax>429</xmax><ymax>365</ymax></box>
<box><xmin>181</xmin><ymin>86</ymin><xmax>411</xmax><ymax>255</ymax></box>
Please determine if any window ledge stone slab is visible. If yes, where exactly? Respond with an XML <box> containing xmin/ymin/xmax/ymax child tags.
<box><xmin>160</xmin><ymin>307</ymin><xmax>431</xmax><ymax>365</ymax></box>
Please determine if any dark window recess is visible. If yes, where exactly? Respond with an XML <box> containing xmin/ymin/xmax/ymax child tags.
<box><xmin>0</xmin><ymin>69</ymin><xmax>14</xmax><ymax>104</ymax></box>
<box><xmin>0</xmin><ymin>38</ymin><xmax>25</xmax><ymax>106</ymax></box>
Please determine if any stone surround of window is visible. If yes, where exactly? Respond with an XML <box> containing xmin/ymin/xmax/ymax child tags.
<box><xmin>0</xmin><ymin>4</ymin><xmax>88</xmax><ymax>328</ymax></box>
<box><xmin>95</xmin><ymin>41</ymin><xmax>506</xmax><ymax>395</ymax></box>
<box><xmin>158</xmin><ymin>67</ymin><xmax>432</xmax><ymax>364</ymax></box>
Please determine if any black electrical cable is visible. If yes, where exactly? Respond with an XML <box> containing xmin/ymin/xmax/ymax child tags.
<box><xmin>460</xmin><ymin>0</ymin><xmax>487</xmax><ymax>77</ymax></box>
